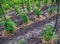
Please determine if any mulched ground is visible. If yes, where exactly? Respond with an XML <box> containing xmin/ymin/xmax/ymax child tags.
<box><xmin>7</xmin><ymin>15</ymin><xmax>60</xmax><ymax>44</ymax></box>
<box><xmin>0</xmin><ymin>4</ymin><xmax>59</xmax><ymax>44</ymax></box>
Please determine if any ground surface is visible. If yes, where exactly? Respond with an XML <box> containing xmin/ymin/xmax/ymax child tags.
<box><xmin>7</xmin><ymin>15</ymin><xmax>60</xmax><ymax>44</ymax></box>
<box><xmin>0</xmin><ymin>5</ymin><xmax>60</xmax><ymax>44</ymax></box>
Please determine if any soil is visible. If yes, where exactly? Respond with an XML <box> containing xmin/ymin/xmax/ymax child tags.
<box><xmin>0</xmin><ymin>14</ymin><xmax>58</xmax><ymax>44</ymax></box>
<box><xmin>0</xmin><ymin>4</ymin><xmax>59</xmax><ymax>44</ymax></box>
<box><xmin>7</xmin><ymin>15</ymin><xmax>60</xmax><ymax>44</ymax></box>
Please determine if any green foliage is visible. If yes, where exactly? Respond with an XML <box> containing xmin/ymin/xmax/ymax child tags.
<box><xmin>14</xmin><ymin>5</ymin><xmax>20</xmax><ymax>14</ymax></box>
<box><xmin>43</xmin><ymin>24</ymin><xmax>53</xmax><ymax>31</ymax></box>
<box><xmin>2</xmin><ymin>3</ymin><xmax>10</xmax><ymax>9</ymax></box>
<box><xmin>4</xmin><ymin>19</ymin><xmax>15</xmax><ymax>33</ymax></box>
<box><xmin>42</xmin><ymin>24</ymin><xmax>56</xmax><ymax>41</ymax></box>
<box><xmin>48</xmin><ymin>8</ymin><xmax>54</xmax><ymax>15</ymax></box>
<box><xmin>35</xmin><ymin>1</ymin><xmax>40</xmax><ymax>8</ymax></box>
<box><xmin>0</xmin><ymin>8</ymin><xmax>2</xmax><ymax>14</ymax></box>
<box><xmin>19</xmin><ymin>12</ymin><xmax>29</xmax><ymax>23</ymax></box>
<box><xmin>0</xmin><ymin>0</ymin><xmax>3</xmax><ymax>3</ymax></box>
<box><xmin>0</xmin><ymin>0</ymin><xmax>10</xmax><ymax>10</ymax></box>
<box><xmin>51</xmin><ymin>0</ymin><xmax>55</xmax><ymax>4</ymax></box>
<box><xmin>0</xmin><ymin>8</ymin><xmax>3</xmax><ymax>18</ymax></box>
<box><xmin>16</xmin><ymin>39</ymin><xmax>26</xmax><ymax>44</ymax></box>
<box><xmin>51</xmin><ymin>32</ymin><xmax>57</xmax><ymax>40</ymax></box>
<box><xmin>13</xmin><ymin>0</ymin><xmax>21</xmax><ymax>5</ymax></box>
<box><xmin>26</xmin><ymin>0</ymin><xmax>30</xmax><ymax>12</ymax></box>
<box><xmin>33</xmin><ymin>7</ymin><xmax>42</xmax><ymax>18</ymax></box>
<box><xmin>43</xmin><ymin>0</ymin><xmax>48</xmax><ymax>5</ymax></box>
<box><xmin>9</xmin><ymin>1</ymin><xmax>14</xmax><ymax>8</ymax></box>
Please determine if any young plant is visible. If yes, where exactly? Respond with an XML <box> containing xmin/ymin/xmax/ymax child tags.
<box><xmin>19</xmin><ymin>12</ymin><xmax>29</xmax><ymax>23</ymax></box>
<box><xmin>4</xmin><ymin>19</ymin><xmax>15</xmax><ymax>33</ymax></box>
<box><xmin>2</xmin><ymin>2</ymin><xmax>10</xmax><ymax>10</ymax></box>
<box><xmin>54</xmin><ymin>6</ymin><xmax>58</xmax><ymax>11</ymax></box>
<box><xmin>14</xmin><ymin>5</ymin><xmax>20</xmax><ymax>14</ymax></box>
<box><xmin>26</xmin><ymin>0</ymin><xmax>30</xmax><ymax>12</ymax></box>
<box><xmin>9</xmin><ymin>0</ymin><xmax>21</xmax><ymax>15</ymax></box>
<box><xmin>33</xmin><ymin>7</ymin><xmax>42</xmax><ymax>18</ymax></box>
<box><xmin>30</xmin><ymin>0</ymin><xmax>35</xmax><ymax>8</ymax></box>
<box><xmin>13</xmin><ymin>0</ymin><xmax>21</xmax><ymax>5</ymax></box>
<box><xmin>42</xmin><ymin>24</ymin><xmax>56</xmax><ymax>41</ymax></box>
<box><xmin>21</xmin><ymin>0</ymin><xmax>25</xmax><ymax>11</ymax></box>
<box><xmin>0</xmin><ymin>0</ymin><xmax>10</xmax><ymax>10</ymax></box>
<box><xmin>35</xmin><ymin>0</ymin><xmax>40</xmax><ymax>9</ymax></box>
<box><xmin>16</xmin><ymin>39</ymin><xmax>26</xmax><ymax>44</ymax></box>
<box><xmin>48</xmin><ymin>8</ymin><xmax>54</xmax><ymax>15</ymax></box>
<box><xmin>43</xmin><ymin>0</ymin><xmax>48</xmax><ymax>6</ymax></box>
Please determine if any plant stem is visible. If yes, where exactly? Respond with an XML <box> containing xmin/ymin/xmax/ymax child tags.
<box><xmin>0</xmin><ymin>3</ymin><xmax>7</xmax><ymax>23</ymax></box>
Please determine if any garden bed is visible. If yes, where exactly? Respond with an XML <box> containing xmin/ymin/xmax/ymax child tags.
<box><xmin>0</xmin><ymin>0</ymin><xmax>59</xmax><ymax>44</ymax></box>
<box><xmin>0</xmin><ymin>14</ymin><xmax>59</xmax><ymax>44</ymax></box>
<box><xmin>6</xmin><ymin>15</ymin><xmax>60</xmax><ymax>44</ymax></box>
<box><xmin>0</xmin><ymin>4</ymin><xmax>56</xmax><ymax>37</ymax></box>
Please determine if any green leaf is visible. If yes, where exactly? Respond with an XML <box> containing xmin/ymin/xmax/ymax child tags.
<box><xmin>16</xmin><ymin>39</ymin><xmax>26</xmax><ymax>44</ymax></box>
<box><xmin>4</xmin><ymin>19</ymin><xmax>15</xmax><ymax>33</ymax></box>
<box><xmin>48</xmin><ymin>8</ymin><xmax>54</xmax><ymax>15</ymax></box>
<box><xmin>26</xmin><ymin>0</ymin><xmax>30</xmax><ymax>11</ymax></box>
<box><xmin>33</xmin><ymin>7</ymin><xmax>42</xmax><ymax>17</ymax></box>
<box><xmin>19</xmin><ymin>12</ymin><xmax>29</xmax><ymax>23</ymax></box>
<box><xmin>42</xmin><ymin>24</ymin><xmax>56</xmax><ymax>41</ymax></box>
<box><xmin>2</xmin><ymin>2</ymin><xmax>10</xmax><ymax>9</ymax></box>
<box><xmin>43</xmin><ymin>0</ymin><xmax>48</xmax><ymax>5</ymax></box>
<box><xmin>0</xmin><ymin>8</ymin><xmax>4</xmax><ymax>18</ymax></box>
